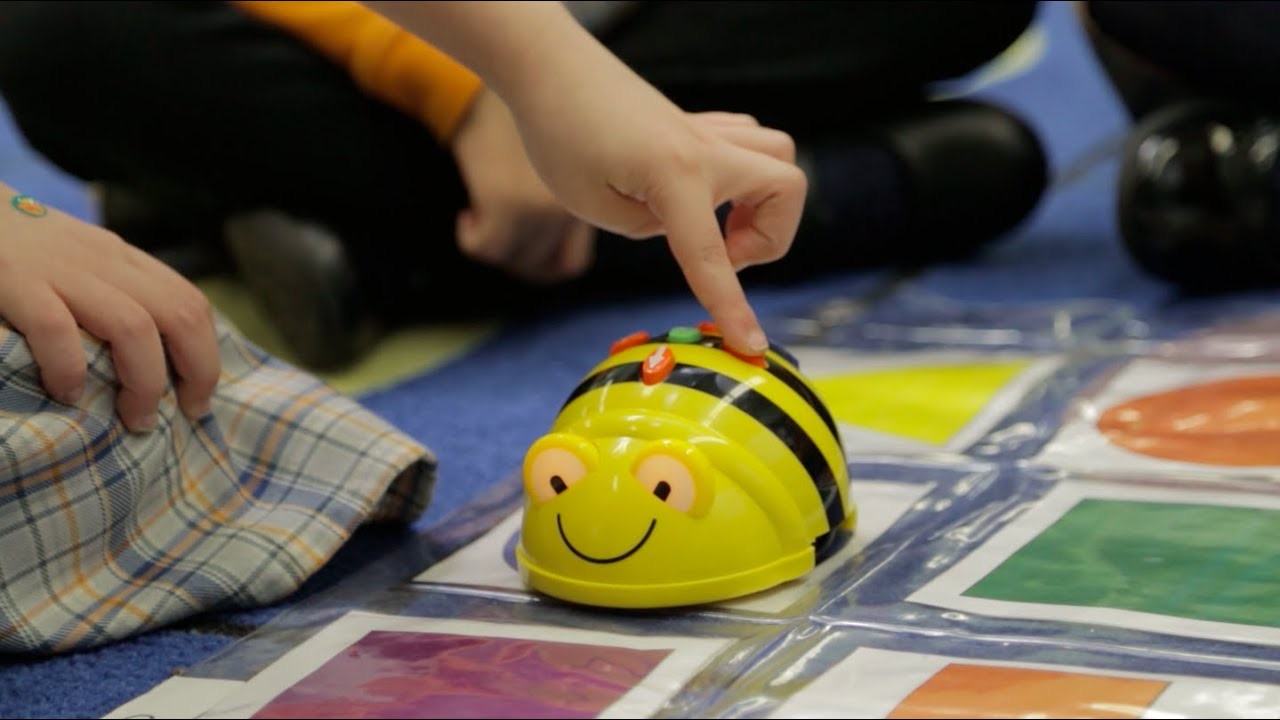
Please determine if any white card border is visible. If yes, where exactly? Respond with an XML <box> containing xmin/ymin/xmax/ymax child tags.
<box><xmin>909</xmin><ymin>481</ymin><xmax>1280</xmax><ymax>647</ymax></box>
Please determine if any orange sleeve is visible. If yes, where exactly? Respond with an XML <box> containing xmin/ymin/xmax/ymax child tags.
<box><xmin>233</xmin><ymin>1</ymin><xmax>483</xmax><ymax>142</ymax></box>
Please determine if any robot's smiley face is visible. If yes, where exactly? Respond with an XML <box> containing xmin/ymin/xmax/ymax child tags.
<box><xmin>522</xmin><ymin>434</ymin><xmax>715</xmax><ymax>565</ymax></box>
<box><xmin>556</xmin><ymin>514</ymin><xmax>655</xmax><ymax>564</ymax></box>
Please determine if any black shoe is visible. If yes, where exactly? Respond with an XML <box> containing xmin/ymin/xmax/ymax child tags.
<box><xmin>873</xmin><ymin>99</ymin><xmax>1047</xmax><ymax>262</ymax></box>
<box><xmin>752</xmin><ymin>100</ymin><xmax>1047</xmax><ymax>283</ymax></box>
<box><xmin>100</xmin><ymin>184</ymin><xmax>232</xmax><ymax>278</ymax></box>
<box><xmin>1118</xmin><ymin>100</ymin><xmax>1280</xmax><ymax>291</ymax></box>
<box><xmin>223</xmin><ymin>211</ymin><xmax>379</xmax><ymax>371</ymax></box>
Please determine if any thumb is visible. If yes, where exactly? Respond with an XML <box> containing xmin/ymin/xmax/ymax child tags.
<box><xmin>456</xmin><ymin>208</ymin><xmax>477</xmax><ymax>248</ymax></box>
<box><xmin>456</xmin><ymin>209</ymin><xmax>511</xmax><ymax>265</ymax></box>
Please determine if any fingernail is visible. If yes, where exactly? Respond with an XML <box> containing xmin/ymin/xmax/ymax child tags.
<box><xmin>190</xmin><ymin>400</ymin><xmax>212</xmax><ymax>420</ymax></box>
<box><xmin>58</xmin><ymin>385</ymin><xmax>84</xmax><ymax>406</ymax></box>
<box><xmin>746</xmin><ymin>329</ymin><xmax>769</xmax><ymax>354</ymax></box>
<box><xmin>135</xmin><ymin>413</ymin><xmax>159</xmax><ymax>433</ymax></box>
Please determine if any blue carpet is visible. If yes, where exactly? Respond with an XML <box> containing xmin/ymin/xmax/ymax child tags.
<box><xmin>0</xmin><ymin>3</ymin><xmax>1206</xmax><ymax>717</ymax></box>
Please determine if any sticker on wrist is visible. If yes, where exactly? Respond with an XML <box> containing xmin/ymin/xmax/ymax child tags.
<box><xmin>11</xmin><ymin>195</ymin><xmax>48</xmax><ymax>218</ymax></box>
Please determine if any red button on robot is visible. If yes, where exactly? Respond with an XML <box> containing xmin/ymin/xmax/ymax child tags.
<box><xmin>725</xmin><ymin>346</ymin><xmax>767</xmax><ymax>368</ymax></box>
<box><xmin>641</xmin><ymin>345</ymin><xmax>676</xmax><ymax>385</ymax></box>
<box><xmin>609</xmin><ymin>331</ymin><xmax>651</xmax><ymax>356</ymax></box>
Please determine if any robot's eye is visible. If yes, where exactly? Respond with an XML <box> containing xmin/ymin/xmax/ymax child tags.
<box><xmin>525</xmin><ymin>447</ymin><xmax>588</xmax><ymax>503</ymax></box>
<box><xmin>634</xmin><ymin>453</ymin><xmax>698</xmax><ymax>514</ymax></box>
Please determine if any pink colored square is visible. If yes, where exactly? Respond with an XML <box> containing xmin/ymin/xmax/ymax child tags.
<box><xmin>253</xmin><ymin>630</ymin><xmax>672</xmax><ymax>719</ymax></box>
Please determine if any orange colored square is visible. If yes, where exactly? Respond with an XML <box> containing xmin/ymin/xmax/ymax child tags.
<box><xmin>886</xmin><ymin>663</ymin><xmax>1167</xmax><ymax>719</ymax></box>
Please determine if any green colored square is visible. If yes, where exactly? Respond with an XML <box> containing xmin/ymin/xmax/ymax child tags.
<box><xmin>964</xmin><ymin>499</ymin><xmax>1280</xmax><ymax>628</ymax></box>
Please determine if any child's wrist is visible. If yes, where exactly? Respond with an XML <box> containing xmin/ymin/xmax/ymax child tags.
<box><xmin>486</xmin><ymin>11</ymin><xmax>609</xmax><ymax>117</ymax></box>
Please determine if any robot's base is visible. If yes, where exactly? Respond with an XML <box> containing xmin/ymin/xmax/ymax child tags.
<box><xmin>516</xmin><ymin>544</ymin><xmax>815</xmax><ymax>609</ymax></box>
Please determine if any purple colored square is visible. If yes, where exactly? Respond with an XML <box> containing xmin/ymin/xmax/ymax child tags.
<box><xmin>253</xmin><ymin>630</ymin><xmax>673</xmax><ymax>719</ymax></box>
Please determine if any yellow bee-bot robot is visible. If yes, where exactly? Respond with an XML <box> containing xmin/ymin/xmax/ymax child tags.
<box><xmin>517</xmin><ymin>323</ymin><xmax>855</xmax><ymax>608</ymax></box>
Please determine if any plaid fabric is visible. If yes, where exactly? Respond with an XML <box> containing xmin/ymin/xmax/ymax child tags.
<box><xmin>0</xmin><ymin>318</ymin><xmax>434</xmax><ymax>654</ymax></box>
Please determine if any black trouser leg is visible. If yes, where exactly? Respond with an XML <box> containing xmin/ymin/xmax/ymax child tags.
<box><xmin>608</xmin><ymin>1</ymin><xmax>1037</xmax><ymax>132</ymax></box>
<box><xmin>1088</xmin><ymin>1</ymin><xmax>1280</xmax><ymax>116</ymax></box>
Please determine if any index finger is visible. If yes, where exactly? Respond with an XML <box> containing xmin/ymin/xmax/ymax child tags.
<box><xmin>111</xmin><ymin>248</ymin><xmax>222</xmax><ymax>420</ymax></box>
<box><xmin>648</xmin><ymin>178</ymin><xmax>767</xmax><ymax>356</ymax></box>
<box><xmin>715</xmin><ymin>144</ymin><xmax>807</xmax><ymax>270</ymax></box>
